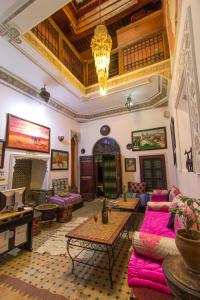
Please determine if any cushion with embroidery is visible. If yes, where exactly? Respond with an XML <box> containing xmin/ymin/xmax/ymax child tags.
<box><xmin>128</xmin><ymin>182</ymin><xmax>147</xmax><ymax>193</ymax></box>
<box><xmin>132</xmin><ymin>231</ymin><xmax>178</xmax><ymax>261</ymax></box>
<box><xmin>147</xmin><ymin>201</ymin><xmax>172</xmax><ymax>212</ymax></box>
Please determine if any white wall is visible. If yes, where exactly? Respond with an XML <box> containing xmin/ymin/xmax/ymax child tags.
<box><xmin>0</xmin><ymin>83</ymin><xmax>80</xmax><ymax>189</ymax></box>
<box><xmin>168</xmin><ymin>0</ymin><xmax>200</xmax><ymax>198</ymax></box>
<box><xmin>80</xmin><ymin>108</ymin><xmax>176</xmax><ymax>189</ymax></box>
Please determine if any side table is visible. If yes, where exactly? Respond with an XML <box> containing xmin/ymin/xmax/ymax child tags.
<box><xmin>163</xmin><ymin>255</ymin><xmax>200</xmax><ymax>300</ymax></box>
<box><xmin>35</xmin><ymin>203</ymin><xmax>58</xmax><ymax>221</ymax></box>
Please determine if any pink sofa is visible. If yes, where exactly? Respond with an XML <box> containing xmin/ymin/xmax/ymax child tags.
<box><xmin>128</xmin><ymin>202</ymin><xmax>176</xmax><ymax>298</ymax></box>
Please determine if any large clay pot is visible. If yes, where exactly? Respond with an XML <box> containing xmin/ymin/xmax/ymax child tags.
<box><xmin>175</xmin><ymin>229</ymin><xmax>200</xmax><ymax>273</ymax></box>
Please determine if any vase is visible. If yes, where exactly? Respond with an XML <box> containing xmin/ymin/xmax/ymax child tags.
<box><xmin>175</xmin><ymin>229</ymin><xmax>200</xmax><ymax>273</ymax></box>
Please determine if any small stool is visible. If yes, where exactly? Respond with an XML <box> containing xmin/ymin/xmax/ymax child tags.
<box><xmin>33</xmin><ymin>211</ymin><xmax>42</xmax><ymax>236</ymax></box>
<box><xmin>56</xmin><ymin>206</ymin><xmax>72</xmax><ymax>223</ymax></box>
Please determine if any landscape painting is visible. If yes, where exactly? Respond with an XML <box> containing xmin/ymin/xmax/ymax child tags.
<box><xmin>6</xmin><ymin>114</ymin><xmax>50</xmax><ymax>153</ymax></box>
<box><xmin>51</xmin><ymin>150</ymin><xmax>69</xmax><ymax>170</ymax></box>
<box><xmin>0</xmin><ymin>140</ymin><xmax>5</xmax><ymax>169</ymax></box>
<box><xmin>132</xmin><ymin>127</ymin><xmax>167</xmax><ymax>151</ymax></box>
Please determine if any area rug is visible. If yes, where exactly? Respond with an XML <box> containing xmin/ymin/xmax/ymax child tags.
<box><xmin>0</xmin><ymin>274</ymin><xmax>68</xmax><ymax>300</ymax></box>
<box><xmin>36</xmin><ymin>217</ymin><xmax>87</xmax><ymax>256</ymax></box>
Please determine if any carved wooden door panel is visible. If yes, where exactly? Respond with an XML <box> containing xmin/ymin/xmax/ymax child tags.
<box><xmin>80</xmin><ymin>156</ymin><xmax>94</xmax><ymax>201</ymax></box>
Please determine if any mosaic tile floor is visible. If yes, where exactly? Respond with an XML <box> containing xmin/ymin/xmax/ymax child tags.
<box><xmin>0</xmin><ymin>199</ymin><xmax>143</xmax><ymax>300</ymax></box>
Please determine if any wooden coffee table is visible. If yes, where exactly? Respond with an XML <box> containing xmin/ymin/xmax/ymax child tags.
<box><xmin>66</xmin><ymin>211</ymin><xmax>131</xmax><ymax>288</ymax></box>
<box><xmin>111</xmin><ymin>198</ymin><xmax>139</xmax><ymax>211</ymax></box>
<box><xmin>110</xmin><ymin>198</ymin><xmax>139</xmax><ymax>230</ymax></box>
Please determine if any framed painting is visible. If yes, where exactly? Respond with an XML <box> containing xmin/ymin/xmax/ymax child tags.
<box><xmin>6</xmin><ymin>114</ymin><xmax>50</xmax><ymax>153</ymax></box>
<box><xmin>125</xmin><ymin>158</ymin><xmax>136</xmax><ymax>172</ymax></box>
<box><xmin>132</xmin><ymin>127</ymin><xmax>167</xmax><ymax>151</ymax></box>
<box><xmin>0</xmin><ymin>140</ymin><xmax>5</xmax><ymax>169</ymax></box>
<box><xmin>170</xmin><ymin>117</ymin><xmax>177</xmax><ymax>165</ymax></box>
<box><xmin>51</xmin><ymin>150</ymin><xmax>69</xmax><ymax>170</ymax></box>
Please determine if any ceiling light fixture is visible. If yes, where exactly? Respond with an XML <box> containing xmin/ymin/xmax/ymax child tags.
<box><xmin>91</xmin><ymin>0</ymin><xmax>112</xmax><ymax>96</ymax></box>
<box><xmin>125</xmin><ymin>96</ymin><xmax>134</xmax><ymax>111</ymax></box>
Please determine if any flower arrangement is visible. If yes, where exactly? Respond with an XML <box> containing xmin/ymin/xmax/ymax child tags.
<box><xmin>171</xmin><ymin>195</ymin><xmax>200</xmax><ymax>240</ymax></box>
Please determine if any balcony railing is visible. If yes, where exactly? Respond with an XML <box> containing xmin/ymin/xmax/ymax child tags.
<box><xmin>32</xmin><ymin>18</ymin><xmax>169</xmax><ymax>88</ymax></box>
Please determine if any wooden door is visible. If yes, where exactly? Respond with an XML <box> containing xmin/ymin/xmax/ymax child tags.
<box><xmin>139</xmin><ymin>155</ymin><xmax>167</xmax><ymax>191</ymax></box>
<box><xmin>80</xmin><ymin>156</ymin><xmax>94</xmax><ymax>201</ymax></box>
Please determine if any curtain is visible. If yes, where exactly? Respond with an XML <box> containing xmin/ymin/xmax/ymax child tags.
<box><xmin>103</xmin><ymin>155</ymin><xmax>117</xmax><ymax>199</ymax></box>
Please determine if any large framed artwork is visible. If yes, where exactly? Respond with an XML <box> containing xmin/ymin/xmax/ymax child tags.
<box><xmin>0</xmin><ymin>140</ymin><xmax>5</xmax><ymax>169</ymax></box>
<box><xmin>132</xmin><ymin>127</ymin><xmax>167</xmax><ymax>151</ymax></box>
<box><xmin>51</xmin><ymin>150</ymin><xmax>69</xmax><ymax>170</ymax></box>
<box><xmin>125</xmin><ymin>158</ymin><xmax>136</xmax><ymax>172</ymax></box>
<box><xmin>6</xmin><ymin>114</ymin><xmax>50</xmax><ymax>153</ymax></box>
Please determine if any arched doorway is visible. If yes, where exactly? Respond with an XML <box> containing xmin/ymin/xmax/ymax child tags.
<box><xmin>93</xmin><ymin>137</ymin><xmax>122</xmax><ymax>199</ymax></box>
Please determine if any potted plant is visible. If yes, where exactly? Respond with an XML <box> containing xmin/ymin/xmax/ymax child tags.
<box><xmin>171</xmin><ymin>195</ymin><xmax>200</xmax><ymax>273</ymax></box>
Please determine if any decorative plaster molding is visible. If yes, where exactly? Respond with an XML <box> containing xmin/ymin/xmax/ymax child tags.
<box><xmin>0</xmin><ymin>23</ymin><xmax>21</xmax><ymax>44</ymax></box>
<box><xmin>76</xmin><ymin>78</ymin><xmax>168</xmax><ymax>120</ymax></box>
<box><xmin>85</xmin><ymin>60</ymin><xmax>171</xmax><ymax>95</ymax></box>
<box><xmin>0</xmin><ymin>0</ymin><xmax>37</xmax><ymax>44</ymax></box>
<box><xmin>174</xmin><ymin>7</ymin><xmax>200</xmax><ymax>174</ymax></box>
<box><xmin>0</xmin><ymin>67</ymin><xmax>168</xmax><ymax>122</ymax></box>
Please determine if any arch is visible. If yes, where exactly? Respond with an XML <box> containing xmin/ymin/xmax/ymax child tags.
<box><xmin>93</xmin><ymin>137</ymin><xmax>120</xmax><ymax>156</ymax></box>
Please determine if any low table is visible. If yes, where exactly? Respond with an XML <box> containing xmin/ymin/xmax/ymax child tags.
<box><xmin>110</xmin><ymin>198</ymin><xmax>139</xmax><ymax>230</ymax></box>
<box><xmin>163</xmin><ymin>255</ymin><xmax>200</xmax><ymax>300</ymax></box>
<box><xmin>66</xmin><ymin>211</ymin><xmax>131</xmax><ymax>288</ymax></box>
<box><xmin>111</xmin><ymin>198</ymin><xmax>139</xmax><ymax>211</ymax></box>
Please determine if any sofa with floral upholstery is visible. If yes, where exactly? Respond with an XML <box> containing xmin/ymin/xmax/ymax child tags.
<box><xmin>128</xmin><ymin>186</ymin><xmax>181</xmax><ymax>300</ymax></box>
<box><xmin>47</xmin><ymin>178</ymin><xmax>83</xmax><ymax>209</ymax></box>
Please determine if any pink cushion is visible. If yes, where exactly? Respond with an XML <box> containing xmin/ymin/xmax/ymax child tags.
<box><xmin>151</xmin><ymin>194</ymin><xmax>168</xmax><ymax>202</ymax></box>
<box><xmin>153</xmin><ymin>189</ymin><xmax>168</xmax><ymax>195</ymax></box>
<box><xmin>140</xmin><ymin>211</ymin><xmax>175</xmax><ymax>238</ymax></box>
<box><xmin>147</xmin><ymin>202</ymin><xmax>172</xmax><ymax>213</ymax></box>
<box><xmin>128</xmin><ymin>252</ymin><xmax>172</xmax><ymax>294</ymax></box>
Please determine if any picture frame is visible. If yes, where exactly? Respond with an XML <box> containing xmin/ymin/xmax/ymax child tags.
<box><xmin>170</xmin><ymin>117</ymin><xmax>177</xmax><ymax>165</ymax></box>
<box><xmin>51</xmin><ymin>149</ymin><xmax>69</xmax><ymax>170</ymax></box>
<box><xmin>131</xmin><ymin>127</ymin><xmax>167</xmax><ymax>151</ymax></box>
<box><xmin>125</xmin><ymin>158</ymin><xmax>136</xmax><ymax>172</ymax></box>
<box><xmin>0</xmin><ymin>140</ymin><xmax>5</xmax><ymax>169</ymax></box>
<box><xmin>6</xmin><ymin>114</ymin><xmax>50</xmax><ymax>153</ymax></box>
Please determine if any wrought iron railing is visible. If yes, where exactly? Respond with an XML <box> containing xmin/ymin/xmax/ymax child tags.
<box><xmin>32</xmin><ymin>19</ymin><xmax>169</xmax><ymax>88</ymax></box>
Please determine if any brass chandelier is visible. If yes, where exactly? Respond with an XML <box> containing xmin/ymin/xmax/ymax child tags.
<box><xmin>91</xmin><ymin>1</ymin><xmax>112</xmax><ymax>96</ymax></box>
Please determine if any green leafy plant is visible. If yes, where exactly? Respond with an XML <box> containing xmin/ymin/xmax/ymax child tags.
<box><xmin>171</xmin><ymin>195</ymin><xmax>200</xmax><ymax>239</ymax></box>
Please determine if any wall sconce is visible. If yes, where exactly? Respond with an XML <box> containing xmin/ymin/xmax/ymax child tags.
<box><xmin>58</xmin><ymin>136</ymin><xmax>64</xmax><ymax>142</ymax></box>
<box><xmin>125</xmin><ymin>96</ymin><xmax>134</xmax><ymax>111</ymax></box>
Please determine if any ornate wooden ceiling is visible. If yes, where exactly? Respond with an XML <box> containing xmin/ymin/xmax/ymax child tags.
<box><xmin>52</xmin><ymin>0</ymin><xmax>162</xmax><ymax>55</ymax></box>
